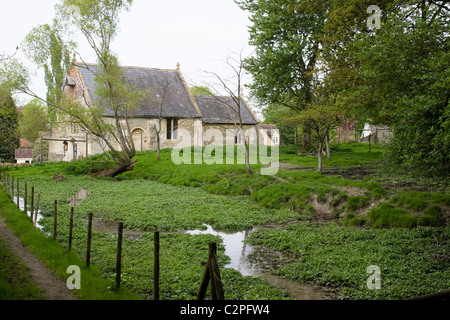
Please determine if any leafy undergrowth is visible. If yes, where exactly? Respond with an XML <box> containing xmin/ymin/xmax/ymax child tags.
<box><xmin>247</xmin><ymin>222</ymin><xmax>450</xmax><ymax>300</ymax></box>
<box><xmin>344</xmin><ymin>191</ymin><xmax>450</xmax><ymax>228</ymax></box>
<box><xmin>1</xmin><ymin>142</ymin><xmax>448</xmax><ymax>300</ymax></box>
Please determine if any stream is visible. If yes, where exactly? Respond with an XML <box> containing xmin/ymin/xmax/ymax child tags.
<box><xmin>184</xmin><ymin>224</ymin><xmax>334</xmax><ymax>300</ymax></box>
<box><xmin>13</xmin><ymin>195</ymin><xmax>44</xmax><ymax>231</ymax></box>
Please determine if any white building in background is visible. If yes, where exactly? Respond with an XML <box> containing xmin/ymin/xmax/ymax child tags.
<box><xmin>15</xmin><ymin>149</ymin><xmax>33</xmax><ymax>164</ymax></box>
<box><xmin>361</xmin><ymin>123</ymin><xmax>392</xmax><ymax>143</ymax></box>
<box><xmin>258</xmin><ymin>124</ymin><xmax>281</xmax><ymax>146</ymax></box>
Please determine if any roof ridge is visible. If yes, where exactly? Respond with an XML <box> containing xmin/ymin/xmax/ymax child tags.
<box><xmin>76</xmin><ymin>62</ymin><xmax>177</xmax><ymax>73</ymax></box>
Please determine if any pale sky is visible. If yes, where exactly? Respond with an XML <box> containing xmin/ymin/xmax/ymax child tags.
<box><xmin>0</xmin><ymin>0</ymin><xmax>256</xmax><ymax>108</ymax></box>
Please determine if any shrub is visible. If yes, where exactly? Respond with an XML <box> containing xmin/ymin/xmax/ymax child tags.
<box><xmin>418</xmin><ymin>205</ymin><xmax>444</xmax><ymax>227</ymax></box>
<box><xmin>346</xmin><ymin>196</ymin><xmax>370</xmax><ymax>212</ymax></box>
<box><xmin>63</xmin><ymin>161</ymin><xmax>90</xmax><ymax>175</ymax></box>
<box><xmin>366</xmin><ymin>203</ymin><xmax>417</xmax><ymax>229</ymax></box>
<box><xmin>343</xmin><ymin>213</ymin><xmax>366</xmax><ymax>227</ymax></box>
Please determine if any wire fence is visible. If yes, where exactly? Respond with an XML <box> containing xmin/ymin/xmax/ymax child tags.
<box><xmin>0</xmin><ymin>171</ymin><xmax>228</xmax><ymax>300</ymax></box>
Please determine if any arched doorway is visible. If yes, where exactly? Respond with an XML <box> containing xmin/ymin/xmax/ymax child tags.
<box><xmin>132</xmin><ymin>128</ymin><xmax>144</xmax><ymax>152</ymax></box>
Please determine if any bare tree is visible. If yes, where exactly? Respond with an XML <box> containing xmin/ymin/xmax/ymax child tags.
<box><xmin>198</xmin><ymin>51</ymin><xmax>255</xmax><ymax>176</ymax></box>
<box><xmin>153</xmin><ymin>74</ymin><xmax>177</xmax><ymax>160</ymax></box>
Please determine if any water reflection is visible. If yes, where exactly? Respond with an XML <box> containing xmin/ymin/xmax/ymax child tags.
<box><xmin>13</xmin><ymin>196</ymin><xmax>44</xmax><ymax>231</ymax></box>
<box><xmin>185</xmin><ymin>224</ymin><xmax>334</xmax><ymax>300</ymax></box>
<box><xmin>68</xmin><ymin>189</ymin><xmax>89</xmax><ymax>207</ymax></box>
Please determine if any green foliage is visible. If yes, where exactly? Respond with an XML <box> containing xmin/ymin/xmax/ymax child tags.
<box><xmin>190</xmin><ymin>86</ymin><xmax>214</xmax><ymax>96</ymax></box>
<box><xmin>63</xmin><ymin>160</ymin><xmax>90</xmax><ymax>175</ymax></box>
<box><xmin>345</xmin><ymin>196</ymin><xmax>370</xmax><ymax>213</ymax></box>
<box><xmin>341</xmin><ymin>2</ymin><xmax>449</xmax><ymax>177</ymax></box>
<box><xmin>32</xmin><ymin>139</ymin><xmax>49</xmax><ymax>163</ymax></box>
<box><xmin>0</xmin><ymin>237</ymin><xmax>43</xmax><ymax>300</ymax></box>
<box><xmin>0</xmin><ymin>85</ymin><xmax>19</xmax><ymax>163</ymax></box>
<box><xmin>237</xmin><ymin>0</ymin><xmax>325</xmax><ymax>111</ymax></box>
<box><xmin>366</xmin><ymin>203</ymin><xmax>417</xmax><ymax>229</ymax></box>
<box><xmin>391</xmin><ymin>191</ymin><xmax>450</xmax><ymax>209</ymax></box>
<box><xmin>2</xmin><ymin>140</ymin><xmax>448</xmax><ymax>300</ymax></box>
<box><xmin>22</xmin><ymin>23</ymin><xmax>74</xmax><ymax>118</ymax></box>
<box><xmin>1</xmin><ymin>175</ymin><xmax>293</xmax><ymax>300</ymax></box>
<box><xmin>18</xmin><ymin>99</ymin><xmax>51</xmax><ymax>142</ymax></box>
<box><xmin>418</xmin><ymin>205</ymin><xmax>444</xmax><ymax>227</ymax></box>
<box><xmin>0</xmin><ymin>191</ymin><xmax>140</xmax><ymax>300</ymax></box>
<box><xmin>247</xmin><ymin>222</ymin><xmax>450</xmax><ymax>300</ymax></box>
<box><xmin>262</xmin><ymin>104</ymin><xmax>298</xmax><ymax>145</ymax></box>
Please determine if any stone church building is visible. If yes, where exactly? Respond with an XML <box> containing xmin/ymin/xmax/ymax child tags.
<box><xmin>48</xmin><ymin>62</ymin><xmax>265</xmax><ymax>162</ymax></box>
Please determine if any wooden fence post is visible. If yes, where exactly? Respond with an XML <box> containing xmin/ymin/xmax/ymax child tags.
<box><xmin>209</xmin><ymin>242</ymin><xmax>225</xmax><ymax>300</ymax></box>
<box><xmin>197</xmin><ymin>262</ymin><xmax>211</xmax><ymax>301</ymax></box>
<box><xmin>16</xmin><ymin>178</ymin><xmax>20</xmax><ymax>209</ymax></box>
<box><xmin>54</xmin><ymin>200</ymin><xmax>58</xmax><ymax>241</ymax></box>
<box><xmin>33</xmin><ymin>194</ymin><xmax>40</xmax><ymax>227</ymax></box>
<box><xmin>86</xmin><ymin>213</ymin><xmax>93</xmax><ymax>268</ymax></box>
<box><xmin>115</xmin><ymin>222</ymin><xmax>124</xmax><ymax>292</ymax></box>
<box><xmin>11</xmin><ymin>175</ymin><xmax>14</xmax><ymax>202</ymax></box>
<box><xmin>153</xmin><ymin>231</ymin><xmax>160</xmax><ymax>301</ymax></box>
<box><xmin>196</xmin><ymin>242</ymin><xmax>225</xmax><ymax>301</ymax></box>
<box><xmin>68</xmin><ymin>207</ymin><xmax>74</xmax><ymax>251</ymax></box>
<box><xmin>24</xmin><ymin>182</ymin><xmax>27</xmax><ymax>215</ymax></box>
<box><xmin>209</xmin><ymin>243</ymin><xmax>217</xmax><ymax>301</ymax></box>
<box><xmin>30</xmin><ymin>187</ymin><xmax>34</xmax><ymax>221</ymax></box>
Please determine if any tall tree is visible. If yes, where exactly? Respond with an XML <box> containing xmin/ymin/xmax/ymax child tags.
<box><xmin>262</xmin><ymin>103</ymin><xmax>298</xmax><ymax>145</ymax></box>
<box><xmin>295</xmin><ymin>86</ymin><xmax>344</xmax><ymax>173</ymax></box>
<box><xmin>324</xmin><ymin>0</ymin><xmax>449</xmax><ymax>176</ymax></box>
<box><xmin>190</xmin><ymin>86</ymin><xmax>214</xmax><ymax>96</ymax></box>
<box><xmin>53</xmin><ymin>0</ymin><xmax>144</xmax><ymax>177</ymax></box>
<box><xmin>202</xmin><ymin>53</ymin><xmax>254</xmax><ymax>176</ymax></box>
<box><xmin>236</xmin><ymin>0</ymin><xmax>327</xmax><ymax>150</ymax></box>
<box><xmin>22</xmin><ymin>22</ymin><xmax>74</xmax><ymax>121</ymax></box>
<box><xmin>0</xmin><ymin>85</ymin><xmax>19</xmax><ymax>163</ymax></box>
<box><xmin>4</xmin><ymin>0</ymin><xmax>144</xmax><ymax>177</ymax></box>
<box><xmin>18</xmin><ymin>99</ymin><xmax>51</xmax><ymax>143</ymax></box>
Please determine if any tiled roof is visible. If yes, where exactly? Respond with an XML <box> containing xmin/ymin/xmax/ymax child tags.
<box><xmin>77</xmin><ymin>64</ymin><xmax>201</xmax><ymax>119</ymax></box>
<box><xmin>20</xmin><ymin>139</ymin><xmax>34</xmax><ymax>148</ymax></box>
<box><xmin>15</xmin><ymin>149</ymin><xmax>33</xmax><ymax>159</ymax></box>
<box><xmin>259</xmin><ymin>124</ymin><xmax>278</xmax><ymax>130</ymax></box>
<box><xmin>194</xmin><ymin>95</ymin><xmax>259</xmax><ymax>125</ymax></box>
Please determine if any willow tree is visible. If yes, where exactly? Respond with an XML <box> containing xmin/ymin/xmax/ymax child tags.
<box><xmin>52</xmin><ymin>0</ymin><xmax>149</xmax><ymax>177</ymax></box>
<box><xmin>22</xmin><ymin>22</ymin><xmax>74</xmax><ymax>122</ymax></box>
<box><xmin>6</xmin><ymin>0</ymin><xmax>147</xmax><ymax>177</ymax></box>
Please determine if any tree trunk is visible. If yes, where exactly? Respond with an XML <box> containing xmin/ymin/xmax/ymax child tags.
<box><xmin>326</xmin><ymin>131</ymin><xmax>331</xmax><ymax>160</ymax></box>
<box><xmin>317</xmin><ymin>139</ymin><xmax>323</xmax><ymax>174</ymax></box>
<box><xmin>157</xmin><ymin>135</ymin><xmax>161</xmax><ymax>161</ymax></box>
<box><xmin>303</xmin><ymin>125</ymin><xmax>312</xmax><ymax>151</ymax></box>
<box><xmin>94</xmin><ymin>160</ymin><xmax>137</xmax><ymax>178</ymax></box>
<box><xmin>244</xmin><ymin>140</ymin><xmax>251</xmax><ymax>176</ymax></box>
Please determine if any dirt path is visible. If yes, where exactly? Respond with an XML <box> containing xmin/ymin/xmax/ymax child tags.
<box><xmin>0</xmin><ymin>216</ymin><xmax>77</xmax><ymax>300</ymax></box>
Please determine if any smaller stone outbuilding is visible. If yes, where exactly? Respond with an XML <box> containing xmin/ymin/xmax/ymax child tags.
<box><xmin>15</xmin><ymin>148</ymin><xmax>33</xmax><ymax>164</ymax></box>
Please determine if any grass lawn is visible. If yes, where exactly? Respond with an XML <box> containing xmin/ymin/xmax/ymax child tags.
<box><xmin>0</xmin><ymin>236</ymin><xmax>43</xmax><ymax>300</ymax></box>
<box><xmin>0</xmin><ymin>142</ymin><xmax>448</xmax><ymax>300</ymax></box>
